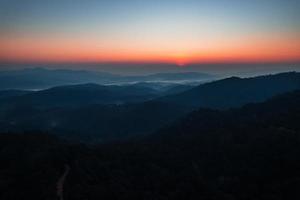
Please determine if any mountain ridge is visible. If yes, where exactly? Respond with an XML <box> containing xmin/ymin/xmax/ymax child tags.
<box><xmin>158</xmin><ymin>71</ymin><xmax>300</xmax><ymax>109</ymax></box>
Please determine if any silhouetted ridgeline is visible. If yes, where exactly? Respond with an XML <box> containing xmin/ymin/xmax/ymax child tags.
<box><xmin>0</xmin><ymin>91</ymin><xmax>299</xmax><ymax>199</ymax></box>
<box><xmin>0</xmin><ymin>68</ymin><xmax>214</xmax><ymax>90</ymax></box>
<box><xmin>0</xmin><ymin>83</ymin><xmax>160</xmax><ymax>107</ymax></box>
<box><xmin>159</xmin><ymin>72</ymin><xmax>300</xmax><ymax>109</ymax></box>
<box><xmin>0</xmin><ymin>72</ymin><xmax>299</xmax><ymax>143</ymax></box>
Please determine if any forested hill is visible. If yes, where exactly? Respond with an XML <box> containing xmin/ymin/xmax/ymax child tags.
<box><xmin>158</xmin><ymin>72</ymin><xmax>300</xmax><ymax>109</ymax></box>
<box><xmin>0</xmin><ymin>90</ymin><xmax>299</xmax><ymax>199</ymax></box>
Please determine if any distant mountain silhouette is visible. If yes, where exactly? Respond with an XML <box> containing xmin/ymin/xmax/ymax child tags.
<box><xmin>127</xmin><ymin>82</ymin><xmax>195</xmax><ymax>95</ymax></box>
<box><xmin>0</xmin><ymin>83</ymin><xmax>159</xmax><ymax>108</ymax></box>
<box><xmin>0</xmin><ymin>68</ymin><xmax>119</xmax><ymax>90</ymax></box>
<box><xmin>159</xmin><ymin>72</ymin><xmax>300</xmax><ymax>109</ymax></box>
<box><xmin>0</xmin><ymin>68</ymin><xmax>214</xmax><ymax>90</ymax></box>
<box><xmin>140</xmin><ymin>72</ymin><xmax>215</xmax><ymax>81</ymax></box>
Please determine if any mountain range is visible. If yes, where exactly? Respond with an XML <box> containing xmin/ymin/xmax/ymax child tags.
<box><xmin>159</xmin><ymin>72</ymin><xmax>300</xmax><ymax>109</ymax></box>
<box><xmin>0</xmin><ymin>68</ymin><xmax>215</xmax><ymax>90</ymax></box>
<box><xmin>0</xmin><ymin>71</ymin><xmax>299</xmax><ymax>142</ymax></box>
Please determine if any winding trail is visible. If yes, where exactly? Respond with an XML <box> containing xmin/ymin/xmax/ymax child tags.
<box><xmin>56</xmin><ymin>164</ymin><xmax>70</xmax><ymax>200</ymax></box>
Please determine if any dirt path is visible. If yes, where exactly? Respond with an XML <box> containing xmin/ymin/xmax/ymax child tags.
<box><xmin>56</xmin><ymin>164</ymin><xmax>70</xmax><ymax>200</ymax></box>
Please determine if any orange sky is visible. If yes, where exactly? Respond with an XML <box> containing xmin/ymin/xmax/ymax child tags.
<box><xmin>1</xmin><ymin>31</ymin><xmax>300</xmax><ymax>65</ymax></box>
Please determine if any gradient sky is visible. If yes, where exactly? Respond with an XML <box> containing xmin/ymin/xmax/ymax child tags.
<box><xmin>0</xmin><ymin>0</ymin><xmax>300</xmax><ymax>65</ymax></box>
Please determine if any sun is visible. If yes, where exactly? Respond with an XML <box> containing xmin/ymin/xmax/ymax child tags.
<box><xmin>175</xmin><ymin>56</ymin><xmax>191</xmax><ymax>67</ymax></box>
<box><xmin>173</xmin><ymin>53</ymin><xmax>189</xmax><ymax>67</ymax></box>
<box><xmin>176</xmin><ymin>60</ymin><xmax>187</xmax><ymax>67</ymax></box>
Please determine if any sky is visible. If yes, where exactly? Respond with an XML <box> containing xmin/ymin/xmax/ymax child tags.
<box><xmin>0</xmin><ymin>0</ymin><xmax>300</xmax><ymax>68</ymax></box>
